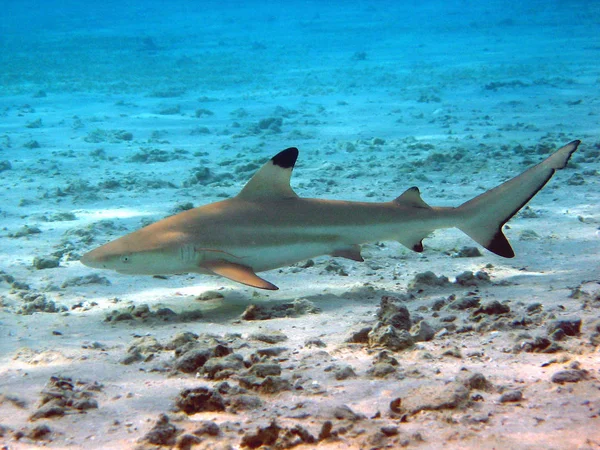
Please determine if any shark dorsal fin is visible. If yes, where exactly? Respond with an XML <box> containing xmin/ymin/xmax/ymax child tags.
<box><xmin>236</xmin><ymin>147</ymin><xmax>299</xmax><ymax>200</ymax></box>
<box><xmin>393</xmin><ymin>186</ymin><xmax>431</xmax><ymax>209</ymax></box>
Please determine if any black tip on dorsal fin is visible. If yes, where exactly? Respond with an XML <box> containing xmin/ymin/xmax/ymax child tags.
<box><xmin>272</xmin><ymin>147</ymin><xmax>298</xmax><ymax>169</ymax></box>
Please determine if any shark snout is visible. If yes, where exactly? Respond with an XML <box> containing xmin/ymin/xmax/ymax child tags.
<box><xmin>80</xmin><ymin>250</ymin><xmax>105</xmax><ymax>269</ymax></box>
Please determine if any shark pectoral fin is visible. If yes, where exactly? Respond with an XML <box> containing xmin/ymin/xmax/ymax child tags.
<box><xmin>331</xmin><ymin>245</ymin><xmax>364</xmax><ymax>262</ymax></box>
<box><xmin>200</xmin><ymin>260</ymin><xmax>279</xmax><ymax>290</ymax></box>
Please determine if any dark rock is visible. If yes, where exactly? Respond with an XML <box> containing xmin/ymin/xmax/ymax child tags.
<box><xmin>526</xmin><ymin>302</ymin><xmax>543</xmax><ymax>314</ymax></box>
<box><xmin>33</xmin><ymin>257</ymin><xmax>60</xmax><ymax>270</ymax></box>
<box><xmin>334</xmin><ymin>365</ymin><xmax>357</xmax><ymax>380</ymax></box>
<box><xmin>345</xmin><ymin>326</ymin><xmax>372</xmax><ymax>344</ymax></box>
<box><xmin>551</xmin><ymin>369</ymin><xmax>587</xmax><ymax>384</ymax></box>
<box><xmin>518</xmin><ymin>337</ymin><xmax>556</xmax><ymax>353</ymax></box>
<box><xmin>377</xmin><ymin>296</ymin><xmax>411</xmax><ymax>331</ymax></box>
<box><xmin>238</xmin><ymin>375</ymin><xmax>291</xmax><ymax>394</ymax></box>
<box><xmin>305</xmin><ymin>337</ymin><xmax>327</xmax><ymax>348</ymax></box>
<box><xmin>455</xmin><ymin>270</ymin><xmax>490</xmax><ymax>286</ymax></box>
<box><xmin>408</xmin><ymin>271</ymin><xmax>450</xmax><ymax>290</ymax></box>
<box><xmin>333</xmin><ymin>404</ymin><xmax>365</xmax><ymax>421</ymax></box>
<box><xmin>173</xmin><ymin>348</ymin><xmax>213</xmax><ymax>373</ymax></box>
<box><xmin>176</xmin><ymin>433</ymin><xmax>202</xmax><ymax>450</ymax></box>
<box><xmin>29</xmin><ymin>424</ymin><xmax>52</xmax><ymax>440</ymax></box>
<box><xmin>368</xmin><ymin>362</ymin><xmax>397</xmax><ymax>378</ymax></box>
<box><xmin>400</xmin><ymin>382</ymin><xmax>470</xmax><ymax>414</ymax></box>
<box><xmin>227</xmin><ymin>394</ymin><xmax>263</xmax><ymax>412</ymax></box>
<box><xmin>249</xmin><ymin>331</ymin><xmax>288</xmax><ymax>344</ymax></box>
<box><xmin>380</xmin><ymin>425</ymin><xmax>399</xmax><ymax>436</ymax></box>
<box><xmin>175</xmin><ymin>387</ymin><xmax>225</xmax><ymax>414</ymax></box>
<box><xmin>203</xmin><ymin>353</ymin><xmax>244</xmax><ymax>379</ymax></box>
<box><xmin>71</xmin><ymin>398</ymin><xmax>98</xmax><ymax>410</ymax></box>
<box><xmin>550</xmin><ymin>328</ymin><xmax>567</xmax><ymax>341</ymax></box>
<box><xmin>193</xmin><ymin>420</ymin><xmax>221</xmax><ymax>437</ymax></box>
<box><xmin>368</xmin><ymin>324</ymin><xmax>414</xmax><ymax>351</ymax></box>
<box><xmin>318</xmin><ymin>421</ymin><xmax>333</xmax><ymax>440</ymax></box>
<box><xmin>248</xmin><ymin>363</ymin><xmax>282</xmax><ymax>378</ymax></box>
<box><xmin>411</xmin><ymin>320</ymin><xmax>436</xmax><ymax>342</ymax></box>
<box><xmin>120</xmin><ymin>350</ymin><xmax>143</xmax><ymax>365</ymax></box>
<box><xmin>474</xmin><ymin>300</ymin><xmax>510</xmax><ymax>315</ymax></box>
<box><xmin>448</xmin><ymin>296</ymin><xmax>481</xmax><ymax>310</ymax></box>
<box><xmin>464</xmin><ymin>372</ymin><xmax>491</xmax><ymax>391</ymax></box>
<box><xmin>454</xmin><ymin>246</ymin><xmax>482</xmax><ymax>257</ymax></box>
<box><xmin>142</xmin><ymin>414</ymin><xmax>180</xmax><ymax>446</ymax></box>
<box><xmin>499</xmin><ymin>390</ymin><xmax>523</xmax><ymax>403</ymax></box>
<box><xmin>547</xmin><ymin>318</ymin><xmax>582</xmax><ymax>337</ymax></box>
<box><xmin>241</xmin><ymin>420</ymin><xmax>280</xmax><ymax>448</ymax></box>
<box><xmin>431</xmin><ymin>297</ymin><xmax>447</xmax><ymax>311</ymax></box>
<box><xmin>389</xmin><ymin>397</ymin><xmax>402</xmax><ymax>414</ymax></box>
<box><xmin>256</xmin><ymin>347</ymin><xmax>288</xmax><ymax>357</ymax></box>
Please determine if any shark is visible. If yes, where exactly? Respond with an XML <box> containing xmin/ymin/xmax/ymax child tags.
<box><xmin>81</xmin><ymin>140</ymin><xmax>580</xmax><ymax>290</ymax></box>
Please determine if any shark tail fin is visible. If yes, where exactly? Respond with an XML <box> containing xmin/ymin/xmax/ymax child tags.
<box><xmin>456</xmin><ymin>140</ymin><xmax>580</xmax><ymax>258</ymax></box>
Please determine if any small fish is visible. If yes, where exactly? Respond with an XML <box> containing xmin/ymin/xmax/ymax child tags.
<box><xmin>81</xmin><ymin>140</ymin><xmax>580</xmax><ymax>290</ymax></box>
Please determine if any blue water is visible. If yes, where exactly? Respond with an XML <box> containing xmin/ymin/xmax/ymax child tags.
<box><xmin>2</xmin><ymin>0</ymin><xmax>598</xmax><ymax>96</ymax></box>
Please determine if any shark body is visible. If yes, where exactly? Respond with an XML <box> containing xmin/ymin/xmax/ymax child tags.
<box><xmin>81</xmin><ymin>140</ymin><xmax>580</xmax><ymax>290</ymax></box>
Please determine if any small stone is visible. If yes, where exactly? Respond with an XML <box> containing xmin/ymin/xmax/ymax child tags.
<box><xmin>465</xmin><ymin>373</ymin><xmax>491</xmax><ymax>391</ymax></box>
<box><xmin>72</xmin><ymin>398</ymin><xmax>98</xmax><ymax>410</ymax></box>
<box><xmin>474</xmin><ymin>300</ymin><xmax>510</xmax><ymax>315</ymax></box>
<box><xmin>305</xmin><ymin>337</ymin><xmax>327</xmax><ymax>348</ymax></box>
<box><xmin>377</xmin><ymin>296</ymin><xmax>411</xmax><ymax>331</ymax></box>
<box><xmin>448</xmin><ymin>296</ymin><xmax>481</xmax><ymax>310</ymax></box>
<box><xmin>408</xmin><ymin>271</ymin><xmax>450</xmax><ymax>290</ymax></box>
<box><xmin>248</xmin><ymin>363</ymin><xmax>282</xmax><ymax>378</ymax></box>
<box><xmin>175</xmin><ymin>387</ymin><xmax>225</xmax><ymax>414</ymax></box>
<box><xmin>176</xmin><ymin>433</ymin><xmax>202</xmax><ymax>450</ymax></box>
<box><xmin>334</xmin><ymin>365</ymin><xmax>357</xmax><ymax>380</ymax></box>
<box><xmin>454</xmin><ymin>246</ymin><xmax>482</xmax><ymax>257</ymax></box>
<box><xmin>241</xmin><ymin>420</ymin><xmax>280</xmax><ymax>448</ymax></box>
<box><xmin>318</xmin><ymin>421</ymin><xmax>333</xmax><ymax>440</ymax></box>
<box><xmin>390</xmin><ymin>397</ymin><xmax>402</xmax><ymax>414</ymax></box>
<box><xmin>333</xmin><ymin>404</ymin><xmax>364</xmax><ymax>421</ymax></box>
<box><xmin>173</xmin><ymin>348</ymin><xmax>213</xmax><ymax>373</ymax></box>
<box><xmin>547</xmin><ymin>318</ymin><xmax>582</xmax><ymax>337</ymax></box>
<box><xmin>249</xmin><ymin>331</ymin><xmax>288</xmax><ymax>344</ymax></box>
<box><xmin>30</xmin><ymin>401</ymin><xmax>66</xmax><ymax>420</ymax></box>
<box><xmin>142</xmin><ymin>414</ymin><xmax>180</xmax><ymax>446</ymax></box>
<box><xmin>33</xmin><ymin>257</ymin><xmax>60</xmax><ymax>270</ymax></box>
<box><xmin>411</xmin><ymin>320</ymin><xmax>436</xmax><ymax>342</ymax></box>
<box><xmin>120</xmin><ymin>350</ymin><xmax>143</xmax><ymax>365</ymax></box>
<box><xmin>368</xmin><ymin>324</ymin><xmax>414</xmax><ymax>351</ymax></box>
<box><xmin>345</xmin><ymin>327</ymin><xmax>372</xmax><ymax>343</ymax></box>
<box><xmin>380</xmin><ymin>425</ymin><xmax>399</xmax><ymax>436</ymax></box>
<box><xmin>551</xmin><ymin>369</ymin><xmax>587</xmax><ymax>384</ymax></box>
<box><xmin>193</xmin><ymin>421</ymin><xmax>221</xmax><ymax>437</ymax></box>
<box><xmin>29</xmin><ymin>424</ymin><xmax>52</xmax><ymax>440</ymax></box>
<box><xmin>499</xmin><ymin>390</ymin><xmax>523</xmax><ymax>403</ymax></box>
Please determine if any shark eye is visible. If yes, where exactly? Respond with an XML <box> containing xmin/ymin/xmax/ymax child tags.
<box><xmin>120</xmin><ymin>255</ymin><xmax>132</xmax><ymax>263</ymax></box>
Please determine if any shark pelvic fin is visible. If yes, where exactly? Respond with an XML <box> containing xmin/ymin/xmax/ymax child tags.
<box><xmin>200</xmin><ymin>260</ymin><xmax>279</xmax><ymax>290</ymax></box>
<box><xmin>236</xmin><ymin>147</ymin><xmax>299</xmax><ymax>200</ymax></box>
<box><xmin>393</xmin><ymin>187</ymin><xmax>431</xmax><ymax>209</ymax></box>
<box><xmin>331</xmin><ymin>245</ymin><xmax>364</xmax><ymax>262</ymax></box>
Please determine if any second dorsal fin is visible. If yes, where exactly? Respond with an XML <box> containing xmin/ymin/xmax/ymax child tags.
<box><xmin>236</xmin><ymin>147</ymin><xmax>299</xmax><ymax>200</ymax></box>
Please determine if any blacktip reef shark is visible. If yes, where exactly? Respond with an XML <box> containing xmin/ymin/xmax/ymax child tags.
<box><xmin>81</xmin><ymin>140</ymin><xmax>581</xmax><ymax>290</ymax></box>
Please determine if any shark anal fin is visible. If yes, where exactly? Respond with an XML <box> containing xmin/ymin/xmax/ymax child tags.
<box><xmin>200</xmin><ymin>260</ymin><xmax>278</xmax><ymax>290</ymax></box>
<box><xmin>398</xmin><ymin>237</ymin><xmax>426</xmax><ymax>253</ymax></box>
<box><xmin>331</xmin><ymin>245</ymin><xmax>364</xmax><ymax>262</ymax></box>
